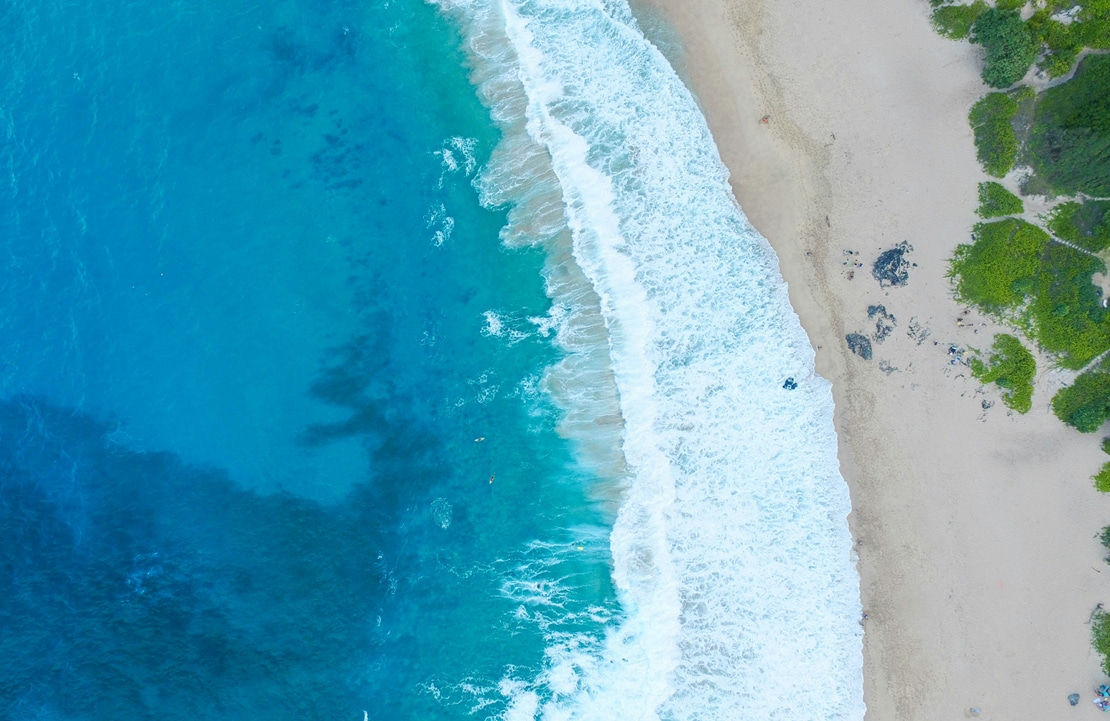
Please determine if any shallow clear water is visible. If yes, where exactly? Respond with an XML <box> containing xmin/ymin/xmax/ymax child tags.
<box><xmin>1</xmin><ymin>1</ymin><xmax>616</xmax><ymax>718</ymax></box>
<box><xmin>1</xmin><ymin>0</ymin><xmax>864</xmax><ymax>718</ymax></box>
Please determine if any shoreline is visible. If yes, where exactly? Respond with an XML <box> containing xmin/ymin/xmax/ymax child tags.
<box><xmin>641</xmin><ymin>0</ymin><xmax>1110</xmax><ymax>717</ymax></box>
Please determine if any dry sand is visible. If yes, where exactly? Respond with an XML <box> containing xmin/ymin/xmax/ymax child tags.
<box><xmin>635</xmin><ymin>0</ymin><xmax>1110</xmax><ymax>717</ymax></box>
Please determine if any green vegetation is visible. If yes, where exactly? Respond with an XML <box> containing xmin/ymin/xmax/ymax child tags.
<box><xmin>971</xmin><ymin>9</ymin><xmax>1039</xmax><ymax>88</ymax></box>
<box><xmin>1047</xmin><ymin>200</ymin><xmax>1110</xmax><ymax>252</ymax></box>
<box><xmin>950</xmin><ymin>219</ymin><xmax>1050</xmax><ymax>311</ymax></box>
<box><xmin>1029</xmin><ymin>10</ymin><xmax>1083</xmax><ymax>77</ymax></box>
<box><xmin>1041</xmin><ymin>45</ymin><xmax>1081</xmax><ymax>78</ymax></box>
<box><xmin>1096</xmin><ymin>462</ymin><xmax>1110</xmax><ymax>492</ymax></box>
<box><xmin>1029</xmin><ymin>242</ymin><xmax>1110</xmax><ymax>368</ymax></box>
<box><xmin>1102</xmin><ymin>436</ymin><xmax>1110</xmax><ymax>454</ymax></box>
<box><xmin>969</xmin><ymin>92</ymin><xmax>1019</xmax><ymax>177</ymax></box>
<box><xmin>1027</xmin><ymin>54</ymin><xmax>1110</xmax><ymax>196</ymax></box>
<box><xmin>1076</xmin><ymin>1</ymin><xmax>1110</xmax><ymax>48</ymax></box>
<box><xmin>932</xmin><ymin>1</ymin><xmax>988</xmax><ymax>39</ymax></box>
<box><xmin>1052</xmin><ymin>361</ymin><xmax>1110</xmax><ymax>431</ymax></box>
<box><xmin>951</xmin><ymin>219</ymin><xmax>1109</xmax><ymax>368</ymax></box>
<box><xmin>970</xmin><ymin>333</ymin><xmax>1036</xmax><ymax>412</ymax></box>
<box><xmin>977</xmin><ymin>181</ymin><xmax>1024</xmax><ymax>218</ymax></box>
<box><xmin>1096</xmin><ymin>608</ymin><xmax>1110</xmax><ymax>674</ymax></box>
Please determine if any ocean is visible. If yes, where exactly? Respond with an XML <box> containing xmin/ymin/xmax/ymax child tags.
<box><xmin>0</xmin><ymin>0</ymin><xmax>863</xmax><ymax>719</ymax></box>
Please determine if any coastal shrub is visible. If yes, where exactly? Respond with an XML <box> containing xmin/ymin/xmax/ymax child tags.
<box><xmin>1078</xmin><ymin>19</ymin><xmax>1110</xmax><ymax>48</ymax></box>
<box><xmin>969</xmin><ymin>92</ymin><xmax>1019</xmax><ymax>177</ymax></box>
<box><xmin>1096</xmin><ymin>462</ymin><xmax>1110</xmax><ymax>492</ymax></box>
<box><xmin>932</xmin><ymin>1</ymin><xmax>989</xmax><ymax>39</ymax></box>
<box><xmin>950</xmin><ymin>219</ymin><xmax>1050</xmax><ymax>312</ymax></box>
<box><xmin>971</xmin><ymin>9</ymin><xmax>1039</xmax><ymax>88</ymax></box>
<box><xmin>1047</xmin><ymin>200</ymin><xmax>1110</xmax><ymax>252</ymax></box>
<box><xmin>1052</xmin><ymin>365</ymin><xmax>1110</xmax><ymax>431</ymax></box>
<box><xmin>1076</xmin><ymin>1</ymin><xmax>1110</xmax><ymax>49</ymax></box>
<box><xmin>1095</xmin><ymin>609</ymin><xmax>1110</xmax><ymax>674</ymax></box>
<box><xmin>1103</xmin><ymin>436</ymin><xmax>1110</xmax><ymax>454</ymax></box>
<box><xmin>1009</xmin><ymin>84</ymin><xmax>1035</xmax><ymax>104</ymax></box>
<box><xmin>1026</xmin><ymin>54</ymin><xmax>1110</xmax><ymax>196</ymax></box>
<box><xmin>1040</xmin><ymin>46</ymin><xmax>1081</xmax><ymax>78</ymax></box>
<box><xmin>1029</xmin><ymin>242</ymin><xmax>1110</xmax><ymax>368</ymax></box>
<box><xmin>970</xmin><ymin>333</ymin><xmax>1036</xmax><ymax>412</ymax></box>
<box><xmin>977</xmin><ymin>181</ymin><xmax>1024</xmax><ymax>218</ymax></box>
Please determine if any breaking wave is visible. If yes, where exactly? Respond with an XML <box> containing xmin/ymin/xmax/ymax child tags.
<box><xmin>432</xmin><ymin>0</ymin><xmax>865</xmax><ymax>718</ymax></box>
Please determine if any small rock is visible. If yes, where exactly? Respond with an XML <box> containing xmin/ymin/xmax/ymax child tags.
<box><xmin>782</xmin><ymin>377</ymin><xmax>798</xmax><ymax>390</ymax></box>
<box><xmin>1069</xmin><ymin>693</ymin><xmax>1080</xmax><ymax>706</ymax></box>
<box><xmin>846</xmin><ymin>333</ymin><xmax>873</xmax><ymax>360</ymax></box>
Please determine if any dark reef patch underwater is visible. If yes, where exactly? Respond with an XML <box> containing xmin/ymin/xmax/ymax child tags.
<box><xmin>1</xmin><ymin>397</ymin><xmax>387</xmax><ymax>719</ymax></box>
<box><xmin>0</xmin><ymin>0</ymin><xmax>617</xmax><ymax>717</ymax></box>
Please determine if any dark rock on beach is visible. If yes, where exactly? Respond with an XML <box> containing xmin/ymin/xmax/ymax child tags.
<box><xmin>872</xmin><ymin>241</ymin><xmax>913</xmax><ymax>288</ymax></box>
<box><xmin>782</xmin><ymin>377</ymin><xmax>798</xmax><ymax>390</ymax></box>
<box><xmin>846</xmin><ymin>333</ymin><xmax>873</xmax><ymax>360</ymax></box>
<box><xmin>868</xmin><ymin>304</ymin><xmax>897</xmax><ymax>343</ymax></box>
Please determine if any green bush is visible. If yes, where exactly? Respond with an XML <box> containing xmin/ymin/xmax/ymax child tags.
<box><xmin>1039</xmin><ymin>46</ymin><xmax>1081</xmax><ymax>78</ymax></box>
<box><xmin>1095</xmin><ymin>609</ymin><xmax>1110</xmax><ymax>674</ymax></box>
<box><xmin>970</xmin><ymin>333</ymin><xmax>1036</xmax><ymax>412</ymax></box>
<box><xmin>971</xmin><ymin>9</ymin><xmax>1039</xmax><ymax>88</ymax></box>
<box><xmin>1080</xmin><ymin>20</ymin><xmax>1110</xmax><ymax>49</ymax></box>
<box><xmin>950</xmin><ymin>218</ymin><xmax>1050</xmax><ymax>311</ymax></box>
<box><xmin>1098</xmin><ymin>462</ymin><xmax>1110</xmax><ymax>491</ymax></box>
<box><xmin>1052</xmin><ymin>365</ymin><xmax>1110</xmax><ymax>431</ymax></box>
<box><xmin>1102</xmin><ymin>436</ymin><xmax>1110</xmax><ymax>454</ymax></box>
<box><xmin>977</xmin><ymin>181</ymin><xmax>1024</xmax><ymax>218</ymax></box>
<box><xmin>1076</xmin><ymin>0</ymin><xmax>1110</xmax><ymax>49</ymax></box>
<box><xmin>1029</xmin><ymin>242</ymin><xmax>1110</xmax><ymax>368</ymax></box>
<box><xmin>969</xmin><ymin>92</ymin><xmax>1019</xmax><ymax>177</ymax></box>
<box><xmin>932</xmin><ymin>1</ymin><xmax>989</xmax><ymax>39</ymax></box>
<box><xmin>1047</xmin><ymin>200</ymin><xmax>1110</xmax><ymax>252</ymax></box>
<box><xmin>1027</xmin><ymin>54</ymin><xmax>1110</xmax><ymax>196</ymax></box>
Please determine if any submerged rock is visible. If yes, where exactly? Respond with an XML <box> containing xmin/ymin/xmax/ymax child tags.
<box><xmin>846</xmin><ymin>333</ymin><xmax>873</xmax><ymax>360</ymax></box>
<box><xmin>872</xmin><ymin>241</ymin><xmax>913</xmax><ymax>288</ymax></box>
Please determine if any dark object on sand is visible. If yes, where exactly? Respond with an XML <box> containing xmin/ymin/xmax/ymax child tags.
<box><xmin>1069</xmin><ymin>693</ymin><xmax>1081</xmax><ymax>706</ymax></box>
<box><xmin>872</xmin><ymin>241</ymin><xmax>913</xmax><ymax>288</ymax></box>
<box><xmin>846</xmin><ymin>333</ymin><xmax>873</xmax><ymax>360</ymax></box>
<box><xmin>782</xmin><ymin>377</ymin><xmax>798</xmax><ymax>390</ymax></box>
<box><xmin>868</xmin><ymin>304</ymin><xmax>897</xmax><ymax>343</ymax></box>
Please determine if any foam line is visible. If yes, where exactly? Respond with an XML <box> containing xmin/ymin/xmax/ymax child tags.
<box><xmin>433</xmin><ymin>0</ymin><xmax>866</xmax><ymax>717</ymax></box>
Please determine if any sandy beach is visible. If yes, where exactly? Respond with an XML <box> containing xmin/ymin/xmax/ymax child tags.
<box><xmin>638</xmin><ymin>0</ymin><xmax>1110</xmax><ymax>717</ymax></box>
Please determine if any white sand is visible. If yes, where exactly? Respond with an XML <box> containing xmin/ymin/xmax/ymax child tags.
<box><xmin>639</xmin><ymin>0</ymin><xmax>1110</xmax><ymax>717</ymax></box>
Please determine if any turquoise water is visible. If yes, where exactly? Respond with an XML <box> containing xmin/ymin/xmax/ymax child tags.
<box><xmin>0</xmin><ymin>1</ymin><xmax>618</xmax><ymax>718</ymax></box>
<box><xmin>2</xmin><ymin>0</ymin><xmax>866</xmax><ymax>717</ymax></box>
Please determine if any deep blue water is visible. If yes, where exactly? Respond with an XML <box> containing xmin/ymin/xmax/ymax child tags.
<box><xmin>0</xmin><ymin>1</ymin><xmax>616</xmax><ymax>718</ymax></box>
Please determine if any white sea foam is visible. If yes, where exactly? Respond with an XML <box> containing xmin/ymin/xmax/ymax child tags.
<box><xmin>426</xmin><ymin>202</ymin><xmax>456</xmax><ymax>246</ymax></box>
<box><xmin>433</xmin><ymin>0</ymin><xmax>865</xmax><ymax>718</ymax></box>
<box><xmin>436</xmin><ymin>135</ymin><xmax>481</xmax><ymax>181</ymax></box>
